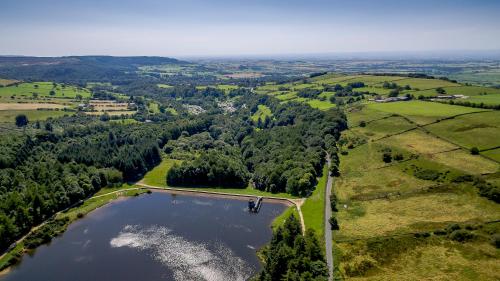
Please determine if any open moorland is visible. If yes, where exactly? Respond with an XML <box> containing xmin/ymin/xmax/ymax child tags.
<box><xmin>253</xmin><ymin>72</ymin><xmax>500</xmax><ymax>280</ymax></box>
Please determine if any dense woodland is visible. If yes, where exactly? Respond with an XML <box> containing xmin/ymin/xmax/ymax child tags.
<box><xmin>258</xmin><ymin>214</ymin><xmax>328</xmax><ymax>280</ymax></box>
<box><xmin>161</xmin><ymin>89</ymin><xmax>347</xmax><ymax>196</ymax></box>
<box><xmin>0</xmin><ymin>113</ymin><xmax>211</xmax><ymax>252</ymax></box>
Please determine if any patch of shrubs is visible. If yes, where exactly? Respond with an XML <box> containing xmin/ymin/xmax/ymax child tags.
<box><xmin>24</xmin><ymin>217</ymin><xmax>69</xmax><ymax>249</ymax></box>
<box><xmin>382</xmin><ymin>152</ymin><xmax>392</xmax><ymax>163</ymax></box>
<box><xmin>329</xmin><ymin>217</ymin><xmax>339</xmax><ymax>230</ymax></box>
<box><xmin>433</xmin><ymin>229</ymin><xmax>447</xmax><ymax>236</ymax></box>
<box><xmin>414</xmin><ymin>232</ymin><xmax>431</xmax><ymax>238</ymax></box>
<box><xmin>393</xmin><ymin>153</ymin><xmax>404</xmax><ymax>161</ymax></box>
<box><xmin>474</xmin><ymin>181</ymin><xmax>500</xmax><ymax>203</ymax></box>
<box><xmin>330</xmin><ymin>193</ymin><xmax>338</xmax><ymax>212</ymax></box>
<box><xmin>452</xmin><ymin>174</ymin><xmax>475</xmax><ymax>183</ymax></box>
<box><xmin>380</xmin><ymin>148</ymin><xmax>405</xmax><ymax>163</ymax></box>
<box><xmin>414</xmin><ymin>169</ymin><xmax>441</xmax><ymax>181</ymax></box>
<box><xmin>470</xmin><ymin>147</ymin><xmax>479</xmax><ymax>155</ymax></box>
<box><xmin>449</xmin><ymin>230</ymin><xmax>476</xmax><ymax>242</ymax></box>
<box><xmin>343</xmin><ymin>258</ymin><xmax>375</xmax><ymax>277</ymax></box>
<box><xmin>491</xmin><ymin>234</ymin><xmax>500</xmax><ymax>248</ymax></box>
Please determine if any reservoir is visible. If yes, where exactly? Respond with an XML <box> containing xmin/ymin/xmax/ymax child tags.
<box><xmin>1</xmin><ymin>192</ymin><xmax>287</xmax><ymax>281</ymax></box>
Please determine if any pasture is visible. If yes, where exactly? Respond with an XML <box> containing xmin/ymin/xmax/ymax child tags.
<box><xmin>367</xmin><ymin>101</ymin><xmax>487</xmax><ymax>124</ymax></box>
<box><xmin>482</xmin><ymin>148</ymin><xmax>500</xmax><ymax>162</ymax></box>
<box><xmin>332</xmin><ymin>96</ymin><xmax>500</xmax><ymax>280</ymax></box>
<box><xmin>395</xmin><ymin>77</ymin><xmax>460</xmax><ymax>90</ymax></box>
<box><xmin>465</xmin><ymin>94</ymin><xmax>500</xmax><ymax>105</ymax></box>
<box><xmin>337</xmin><ymin>232</ymin><xmax>500</xmax><ymax>280</ymax></box>
<box><xmin>336</xmin><ymin>191</ymin><xmax>500</xmax><ymax>240</ymax></box>
<box><xmin>0</xmin><ymin>110</ymin><xmax>72</xmax><ymax>122</ymax></box>
<box><xmin>307</xmin><ymin>99</ymin><xmax>336</xmax><ymax>110</ymax></box>
<box><xmin>415</xmin><ymin>85</ymin><xmax>500</xmax><ymax>97</ymax></box>
<box><xmin>0</xmin><ymin>82</ymin><xmax>91</xmax><ymax>99</ymax></box>
<box><xmin>424</xmin><ymin>111</ymin><xmax>500</xmax><ymax>151</ymax></box>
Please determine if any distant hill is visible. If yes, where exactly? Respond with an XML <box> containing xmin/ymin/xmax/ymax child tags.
<box><xmin>0</xmin><ymin>56</ymin><xmax>186</xmax><ymax>85</ymax></box>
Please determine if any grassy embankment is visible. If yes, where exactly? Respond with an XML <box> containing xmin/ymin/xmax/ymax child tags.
<box><xmin>301</xmin><ymin>164</ymin><xmax>328</xmax><ymax>240</ymax></box>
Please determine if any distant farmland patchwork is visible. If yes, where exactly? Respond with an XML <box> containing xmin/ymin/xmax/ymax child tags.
<box><xmin>255</xmin><ymin>74</ymin><xmax>500</xmax><ymax>111</ymax></box>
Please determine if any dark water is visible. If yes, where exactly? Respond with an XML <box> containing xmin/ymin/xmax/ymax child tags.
<box><xmin>1</xmin><ymin>192</ymin><xmax>286</xmax><ymax>281</ymax></box>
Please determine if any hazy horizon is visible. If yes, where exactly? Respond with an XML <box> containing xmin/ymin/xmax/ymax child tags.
<box><xmin>2</xmin><ymin>0</ymin><xmax>500</xmax><ymax>57</ymax></box>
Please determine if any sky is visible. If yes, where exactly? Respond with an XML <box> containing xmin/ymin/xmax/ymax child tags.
<box><xmin>1</xmin><ymin>0</ymin><xmax>500</xmax><ymax>57</ymax></box>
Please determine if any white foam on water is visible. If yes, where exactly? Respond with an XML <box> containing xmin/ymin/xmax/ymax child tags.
<box><xmin>192</xmin><ymin>199</ymin><xmax>214</xmax><ymax>206</ymax></box>
<box><xmin>110</xmin><ymin>225</ymin><xmax>253</xmax><ymax>281</ymax></box>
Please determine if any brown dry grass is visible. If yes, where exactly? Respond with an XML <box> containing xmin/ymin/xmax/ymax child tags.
<box><xmin>0</xmin><ymin>102</ymin><xmax>65</xmax><ymax>110</ymax></box>
<box><xmin>85</xmin><ymin>110</ymin><xmax>136</xmax><ymax>116</ymax></box>
<box><xmin>383</xmin><ymin>130</ymin><xmax>458</xmax><ymax>155</ymax></box>
<box><xmin>336</xmin><ymin>192</ymin><xmax>500</xmax><ymax>239</ymax></box>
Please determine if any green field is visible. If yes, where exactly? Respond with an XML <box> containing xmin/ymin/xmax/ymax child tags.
<box><xmin>0</xmin><ymin>82</ymin><xmax>91</xmax><ymax>99</ymax></box>
<box><xmin>157</xmin><ymin>84</ymin><xmax>173</xmax><ymax>89</ymax></box>
<box><xmin>109</xmin><ymin>118</ymin><xmax>140</xmax><ymax>125</ymax></box>
<box><xmin>251</xmin><ymin>104</ymin><xmax>272</xmax><ymax>122</ymax></box>
<box><xmin>424</xmin><ymin>111</ymin><xmax>500</xmax><ymax>151</ymax></box>
<box><xmin>415</xmin><ymin>85</ymin><xmax>500</xmax><ymax>97</ymax></box>
<box><xmin>141</xmin><ymin>158</ymin><xmax>182</xmax><ymax>187</ymax></box>
<box><xmin>367</xmin><ymin>100</ymin><xmax>487</xmax><ymax>124</ymax></box>
<box><xmin>465</xmin><ymin>94</ymin><xmax>500</xmax><ymax>105</ymax></box>
<box><xmin>301</xmin><ymin>164</ymin><xmax>328</xmax><ymax>240</ymax></box>
<box><xmin>0</xmin><ymin>110</ymin><xmax>72</xmax><ymax>123</ymax></box>
<box><xmin>196</xmin><ymin>84</ymin><xmax>239</xmax><ymax>93</ymax></box>
<box><xmin>482</xmin><ymin>148</ymin><xmax>500</xmax><ymax>162</ymax></box>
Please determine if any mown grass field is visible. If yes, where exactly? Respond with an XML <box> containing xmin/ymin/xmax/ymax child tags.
<box><xmin>0</xmin><ymin>82</ymin><xmax>91</xmax><ymax>99</ymax></box>
<box><xmin>141</xmin><ymin>157</ymin><xmax>182</xmax><ymax>187</ymax></box>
